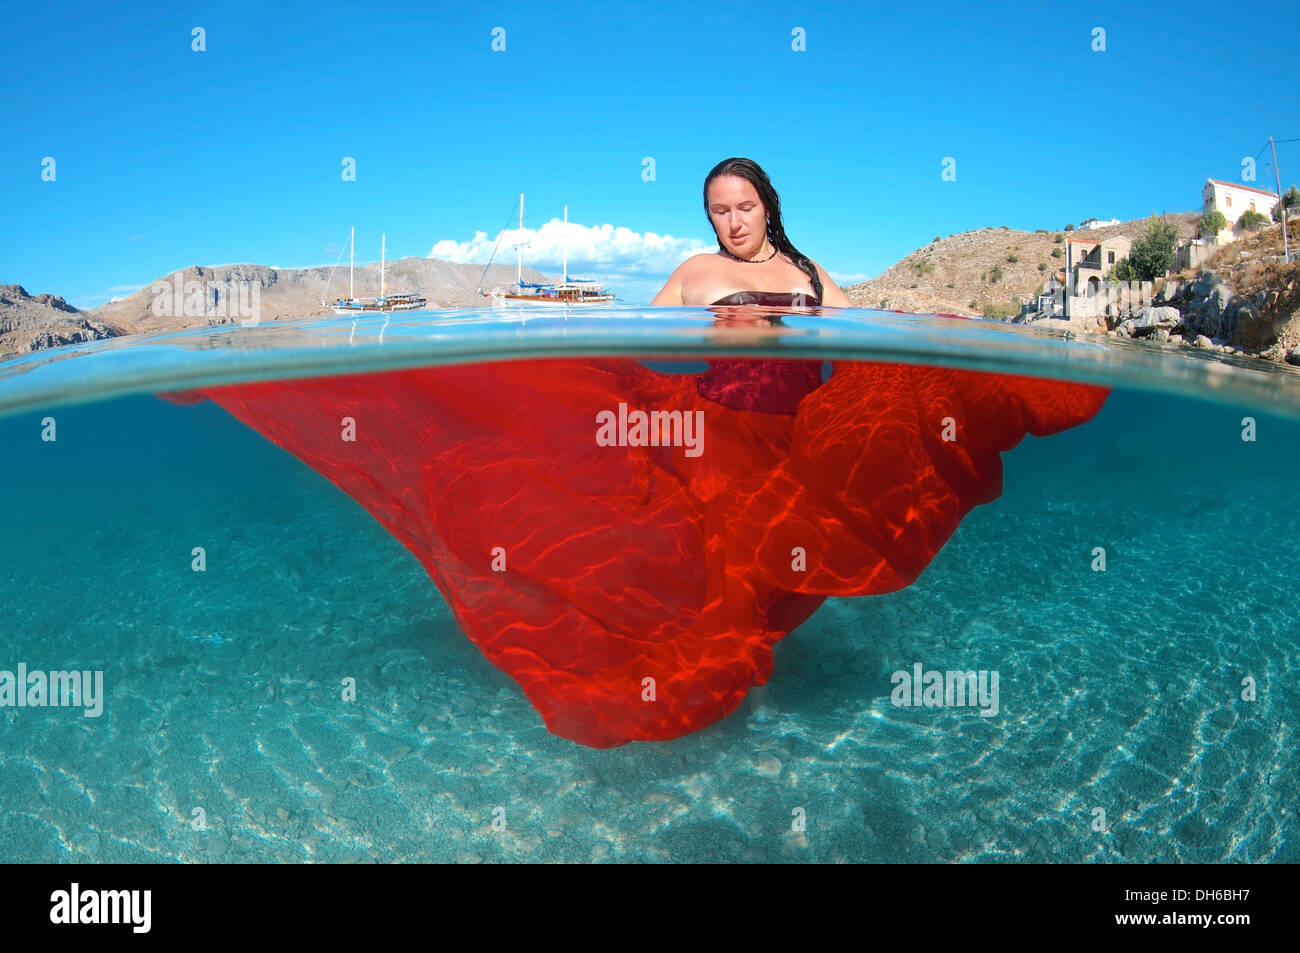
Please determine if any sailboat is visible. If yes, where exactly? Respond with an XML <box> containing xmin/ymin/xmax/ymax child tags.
<box><xmin>328</xmin><ymin>228</ymin><xmax>426</xmax><ymax>314</ymax></box>
<box><xmin>476</xmin><ymin>194</ymin><xmax>616</xmax><ymax>306</ymax></box>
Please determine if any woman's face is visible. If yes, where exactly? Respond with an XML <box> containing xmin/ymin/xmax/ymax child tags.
<box><xmin>707</xmin><ymin>175</ymin><xmax>767</xmax><ymax>258</ymax></box>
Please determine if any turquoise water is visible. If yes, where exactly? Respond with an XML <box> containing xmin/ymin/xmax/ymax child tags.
<box><xmin>0</xmin><ymin>307</ymin><xmax>1297</xmax><ymax>863</ymax></box>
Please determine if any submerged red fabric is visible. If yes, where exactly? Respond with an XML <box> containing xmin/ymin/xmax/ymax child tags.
<box><xmin>157</xmin><ymin>358</ymin><xmax>1108</xmax><ymax>747</ymax></box>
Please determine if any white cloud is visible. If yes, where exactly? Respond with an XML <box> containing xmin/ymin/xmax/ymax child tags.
<box><xmin>427</xmin><ymin>218</ymin><xmax>865</xmax><ymax>303</ymax></box>
<box><xmin>830</xmin><ymin>271</ymin><xmax>871</xmax><ymax>285</ymax></box>
<box><xmin>429</xmin><ymin>219</ymin><xmax>715</xmax><ymax>279</ymax></box>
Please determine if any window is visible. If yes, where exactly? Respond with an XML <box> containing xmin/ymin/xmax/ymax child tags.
<box><xmin>1107</xmin><ymin>251</ymin><xmax>1115</xmax><ymax>264</ymax></box>
<box><xmin>1227</xmin><ymin>195</ymin><xmax>1232</xmax><ymax>208</ymax></box>
<box><xmin>1250</xmin><ymin>202</ymin><xmax>1256</xmax><ymax>211</ymax></box>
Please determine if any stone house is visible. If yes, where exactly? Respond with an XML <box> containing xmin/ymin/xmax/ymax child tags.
<box><xmin>1062</xmin><ymin>235</ymin><xmax>1132</xmax><ymax>317</ymax></box>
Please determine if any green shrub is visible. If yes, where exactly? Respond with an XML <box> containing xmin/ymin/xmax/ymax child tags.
<box><xmin>1054</xmin><ymin>233</ymin><xmax>1064</xmax><ymax>243</ymax></box>
<box><xmin>1038</xmin><ymin>263</ymin><xmax>1047</xmax><ymax>272</ymax></box>
<box><xmin>1200</xmin><ymin>210</ymin><xmax>1227</xmax><ymax>236</ymax></box>
<box><xmin>1007</xmin><ymin>254</ymin><xmax>1019</xmax><ymax>263</ymax></box>
<box><xmin>968</xmin><ymin>300</ymin><xmax>979</xmax><ymax>309</ymax></box>
<box><xmin>982</xmin><ymin>298</ymin><xmax>1021</xmax><ymax>320</ymax></box>
<box><xmin>1239</xmin><ymin>210</ymin><xmax>1269</xmax><ymax>230</ymax></box>
<box><xmin>1064</xmin><ymin>223</ymin><xmax>1074</xmax><ymax>231</ymax></box>
<box><xmin>1110</xmin><ymin>257</ymin><xmax>1137</xmax><ymax>281</ymax></box>
<box><xmin>1130</xmin><ymin>215</ymin><xmax>1178</xmax><ymax>280</ymax></box>
<box><xmin>990</xmin><ymin>265</ymin><xmax>1004</xmax><ymax>283</ymax></box>
<box><xmin>1272</xmin><ymin>185</ymin><xmax>1299</xmax><ymax>222</ymax></box>
<box><xmin>946</xmin><ymin>282</ymin><xmax>955</xmax><ymax>288</ymax></box>
<box><xmin>932</xmin><ymin>236</ymin><xmax>941</xmax><ymax>243</ymax></box>
<box><xmin>1051</xmin><ymin>247</ymin><xmax>1062</xmax><ymax>258</ymax></box>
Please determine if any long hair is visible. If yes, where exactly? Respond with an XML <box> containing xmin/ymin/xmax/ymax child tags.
<box><xmin>703</xmin><ymin>157</ymin><xmax>823</xmax><ymax>304</ymax></box>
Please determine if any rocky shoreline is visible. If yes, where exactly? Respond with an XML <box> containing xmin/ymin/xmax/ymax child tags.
<box><xmin>1023</xmin><ymin>274</ymin><xmax>1300</xmax><ymax>365</ymax></box>
<box><xmin>1</xmin><ymin>284</ymin><xmax>121</xmax><ymax>357</ymax></box>
<box><xmin>1019</xmin><ymin>222</ymin><xmax>1300</xmax><ymax>366</ymax></box>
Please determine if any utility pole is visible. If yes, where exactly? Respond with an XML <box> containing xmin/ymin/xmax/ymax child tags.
<box><xmin>1269</xmin><ymin>136</ymin><xmax>1290</xmax><ymax>263</ymax></box>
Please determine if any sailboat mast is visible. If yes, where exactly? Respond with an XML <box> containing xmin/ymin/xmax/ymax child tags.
<box><xmin>381</xmin><ymin>233</ymin><xmax>386</xmax><ymax>297</ymax></box>
<box><xmin>563</xmin><ymin>205</ymin><xmax>568</xmax><ymax>284</ymax></box>
<box><xmin>349</xmin><ymin>226</ymin><xmax>354</xmax><ymax>299</ymax></box>
<box><xmin>517</xmin><ymin>192</ymin><xmax>524</xmax><ymax>289</ymax></box>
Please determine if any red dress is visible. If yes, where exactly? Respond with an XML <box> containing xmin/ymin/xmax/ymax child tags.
<box><xmin>157</xmin><ymin>300</ymin><xmax>1108</xmax><ymax>747</ymax></box>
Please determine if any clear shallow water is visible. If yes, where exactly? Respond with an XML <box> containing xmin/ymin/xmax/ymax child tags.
<box><xmin>0</xmin><ymin>307</ymin><xmax>1296</xmax><ymax>863</ymax></box>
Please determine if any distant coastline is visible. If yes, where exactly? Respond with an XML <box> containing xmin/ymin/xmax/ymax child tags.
<box><xmin>5</xmin><ymin>214</ymin><xmax>1298</xmax><ymax>368</ymax></box>
<box><xmin>1</xmin><ymin>258</ymin><xmax>548</xmax><ymax>360</ymax></box>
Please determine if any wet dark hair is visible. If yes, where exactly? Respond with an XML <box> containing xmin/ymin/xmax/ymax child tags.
<box><xmin>703</xmin><ymin>157</ymin><xmax>823</xmax><ymax>304</ymax></box>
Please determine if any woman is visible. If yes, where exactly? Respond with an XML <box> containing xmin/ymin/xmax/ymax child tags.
<box><xmin>650</xmin><ymin>157</ymin><xmax>855</xmax><ymax>308</ymax></box>
<box><xmin>651</xmin><ymin>157</ymin><xmax>851</xmax><ymax>413</ymax></box>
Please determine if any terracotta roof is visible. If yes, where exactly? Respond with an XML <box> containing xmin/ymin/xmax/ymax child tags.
<box><xmin>1205</xmin><ymin>178</ymin><xmax>1279</xmax><ymax>199</ymax></box>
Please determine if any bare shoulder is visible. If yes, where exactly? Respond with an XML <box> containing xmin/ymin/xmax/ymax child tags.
<box><xmin>665</xmin><ymin>252</ymin><xmax>717</xmax><ymax>282</ymax></box>
<box><xmin>679</xmin><ymin>253</ymin><xmax>715</xmax><ymax>274</ymax></box>
<box><xmin>809</xmin><ymin>259</ymin><xmax>854</xmax><ymax>306</ymax></box>
<box><xmin>651</xmin><ymin>253</ymin><xmax>715</xmax><ymax>305</ymax></box>
<box><xmin>808</xmin><ymin>259</ymin><xmax>833</xmax><ymax>281</ymax></box>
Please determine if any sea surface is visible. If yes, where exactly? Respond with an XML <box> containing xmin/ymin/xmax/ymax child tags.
<box><xmin>0</xmin><ymin>305</ymin><xmax>1296</xmax><ymax>863</ymax></box>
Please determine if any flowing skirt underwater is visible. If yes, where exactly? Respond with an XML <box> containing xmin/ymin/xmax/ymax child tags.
<box><xmin>157</xmin><ymin>358</ymin><xmax>1109</xmax><ymax>747</ymax></box>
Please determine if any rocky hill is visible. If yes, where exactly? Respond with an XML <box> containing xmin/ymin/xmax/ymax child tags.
<box><xmin>87</xmin><ymin>258</ymin><xmax>550</xmax><ymax>337</ymax></box>
<box><xmin>0</xmin><ymin>258</ymin><xmax>560</xmax><ymax>359</ymax></box>
<box><xmin>842</xmin><ymin>212</ymin><xmax>1201</xmax><ymax>316</ymax></box>
<box><xmin>1164</xmin><ymin>218</ymin><xmax>1300</xmax><ymax>361</ymax></box>
<box><xmin>0</xmin><ymin>284</ymin><xmax>120</xmax><ymax>357</ymax></box>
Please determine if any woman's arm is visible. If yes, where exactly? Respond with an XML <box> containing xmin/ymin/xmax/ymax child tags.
<box><xmin>649</xmin><ymin>257</ymin><xmax>696</xmax><ymax>305</ymax></box>
<box><xmin>812</xmin><ymin>261</ymin><xmax>854</xmax><ymax>307</ymax></box>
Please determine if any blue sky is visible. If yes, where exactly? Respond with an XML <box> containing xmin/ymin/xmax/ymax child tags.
<box><xmin>3</xmin><ymin>0</ymin><xmax>1297</xmax><ymax>308</ymax></box>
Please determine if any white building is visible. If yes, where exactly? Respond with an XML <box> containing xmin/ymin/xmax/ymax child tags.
<box><xmin>1202</xmin><ymin>178</ymin><xmax>1279</xmax><ymax>241</ymax></box>
<box><xmin>1078</xmin><ymin>217</ymin><xmax>1121</xmax><ymax>230</ymax></box>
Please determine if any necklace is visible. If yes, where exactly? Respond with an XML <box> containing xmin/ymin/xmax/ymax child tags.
<box><xmin>720</xmin><ymin>239</ymin><xmax>778</xmax><ymax>263</ymax></box>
